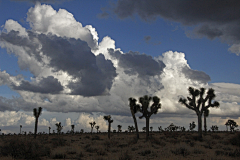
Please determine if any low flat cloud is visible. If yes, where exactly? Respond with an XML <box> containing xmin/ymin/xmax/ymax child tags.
<box><xmin>108</xmin><ymin>0</ymin><xmax>240</xmax><ymax>55</ymax></box>
<box><xmin>12</xmin><ymin>76</ymin><xmax>64</xmax><ymax>94</ymax></box>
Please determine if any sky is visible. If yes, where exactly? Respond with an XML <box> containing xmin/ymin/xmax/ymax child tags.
<box><xmin>0</xmin><ymin>0</ymin><xmax>239</xmax><ymax>134</ymax></box>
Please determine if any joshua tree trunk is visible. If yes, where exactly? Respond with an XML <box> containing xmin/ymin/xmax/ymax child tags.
<box><xmin>130</xmin><ymin>109</ymin><xmax>139</xmax><ymax>139</ymax></box>
<box><xmin>204</xmin><ymin>113</ymin><xmax>207</xmax><ymax>133</ymax></box>
<box><xmin>108</xmin><ymin>122</ymin><xmax>111</xmax><ymax>139</ymax></box>
<box><xmin>34</xmin><ymin>117</ymin><xmax>38</xmax><ymax>139</ymax></box>
<box><xmin>146</xmin><ymin>116</ymin><xmax>150</xmax><ymax>140</ymax></box>
<box><xmin>197</xmin><ymin>113</ymin><xmax>202</xmax><ymax>139</ymax></box>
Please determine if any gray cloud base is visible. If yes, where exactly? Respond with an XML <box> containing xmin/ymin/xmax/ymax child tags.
<box><xmin>110</xmin><ymin>0</ymin><xmax>240</xmax><ymax>54</ymax></box>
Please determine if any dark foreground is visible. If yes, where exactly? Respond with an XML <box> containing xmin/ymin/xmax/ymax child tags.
<box><xmin>0</xmin><ymin>131</ymin><xmax>239</xmax><ymax>160</ymax></box>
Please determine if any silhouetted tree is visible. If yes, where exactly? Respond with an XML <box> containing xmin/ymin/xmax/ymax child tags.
<box><xmin>55</xmin><ymin>122</ymin><xmax>63</xmax><ymax>134</ymax></box>
<box><xmin>89</xmin><ymin>121</ymin><xmax>96</xmax><ymax>134</ymax></box>
<box><xmin>138</xmin><ymin>95</ymin><xmax>161</xmax><ymax>140</ymax></box>
<box><xmin>210</xmin><ymin>125</ymin><xmax>218</xmax><ymax>132</ymax></box>
<box><xmin>203</xmin><ymin>108</ymin><xmax>209</xmax><ymax>133</ymax></box>
<box><xmin>189</xmin><ymin>121</ymin><xmax>196</xmax><ymax>131</ymax></box>
<box><xmin>142</xmin><ymin>127</ymin><xmax>146</xmax><ymax>132</ymax></box>
<box><xmin>180</xmin><ymin>126</ymin><xmax>186</xmax><ymax>132</ymax></box>
<box><xmin>33</xmin><ymin>107</ymin><xmax>42</xmax><ymax>139</ymax></box>
<box><xmin>150</xmin><ymin>126</ymin><xmax>153</xmax><ymax>132</ymax></box>
<box><xmin>103</xmin><ymin>115</ymin><xmax>113</xmax><ymax>139</ymax></box>
<box><xmin>129</xmin><ymin>98</ymin><xmax>140</xmax><ymax>139</ymax></box>
<box><xmin>117</xmin><ymin>125</ymin><xmax>122</xmax><ymax>132</ymax></box>
<box><xmin>225</xmin><ymin>119</ymin><xmax>238</xmax><ymax>132</ymax></box>
<box><xmin>20</xmin><ymin>125</ymin><xmax>22</xmax><ymax>134</ymax></box>
<box><xmin>71</xmin><ymin>125</ymin><xmax>75</xmax><ymax>134</ymax></box>
<box><xmin>48</xmin><ymin>127</ymin><xmax>51</xmax><ymax>135</ymax></box>
<box><xmin>179</xmin><ymin>87</ymin><xmax>219</xmax><ymax>139</ymax></box>
<box><xmin>128</xmin><ymin>125</ymin><xmax>135</xmax><ymax>132</ymax></box>
<box><xmin>158</xmin><ymin>126</ymin><xmax>163</xmax><ymax>132</ymax></box>
<box><xmin>95</xmin><ymin>126</ymin><xmax>99</xmax><ymax>133</ymax></box>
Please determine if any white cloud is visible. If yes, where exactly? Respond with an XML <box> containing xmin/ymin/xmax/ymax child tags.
<box><xmin>0</xmin><ymin>3</ymin><xmax>239</xmax><ymax>133</ymax></box>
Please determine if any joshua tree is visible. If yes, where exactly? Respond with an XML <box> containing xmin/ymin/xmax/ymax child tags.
<box><xmin>210</xmin><ymin>125</ymin><xmax>218</xmax><ymax>132</ymax></box>
<box><xmin>89</xmin><ymin>121</ymin><xmax>96</xmax><ymax>134</ymax></box>
<box><xmin>138</xmin><ymin>95</ymin><xmax>161</xmax><ymax>140</ymax></box>
<box><xmin>142</xmin><ymin>127</ymin><xmax>146</xmax><ymax>132</ymax></box>
<box><xmin>158</xmin><ymin>126</ymin><xmax>163</xmax><ymax>132</ymax></box>
<box><xmin>95</xmin><ymin>126</ymin><xmax>99</xmax><ymax>133</ymax></box>
<box><xmin>180</xmin><ymin>126</ymin><xmax>186</xmax><ymax>132</ymax></box>
<box><xmin>103</xmin><ymin>115</ymin><xmax>113</xmax><ymax>139</ymax></box>
<box><xmin>117</xmin><ymin>125</ymin><xmax>122</xmax><ymax>132</ymax></box>
<box><xmin>33</xmin><ymin>107</ymin><xmax>42</xmax><ymax>139</ymax></box>
<box><xmin>179</xmin><ymin>87</ymin><xmax>219</xmax><ymax>139</ymax></box>
<box><xmin>225</xmin><ymin>119</ymin><xmax>238</xmax><ymax>132</ymax></box>
<box><xmin>129</xmin><ymin>98</ymin><xmax>140</xmax><ymax>139</ymax></box>
<box><xmin>167</xmin><ymin>123</ymin><xmax>178</xmax><ymax>132</ymax></box>
<box><xmin>203</xmin><ymin>108</ymin><xmax>209</xmax><ymax>133</ymax></box>
<box><xmin>20</xmin><ymin>125</ymin><xmax>22</xmax><ymax>134</ymax></box>
<box><xmin>80</xmin><ymin>129</ymin><xmax>84</xmax><ymax>133</ymax></box>
<box><xmin>128</xmin><ymin>125</ymin><xmax>135</xmax><ymax>132</ymax></box>
<box><xmin>55</xmin><ymin>122</ymin><xmax>63</xmax><ymax>134</ymax></box>
<box><xmin>71</xmin><ymin>125</ymin><xmax>75</xmax><ymax>134</ymax></box>
<box><xmin>48</xmin><ymin>127</ymin><xmax>51</xmax><ymax>135</ymax></box>
<box><xmin>150</xmin><ymin>126</ymin><xmax>153</xmax><ymax>132</ymax></box>
<box><xmin>189</xmin><ymin>121</ymin><xmax>196</xmax><ymax>131</ymax></box>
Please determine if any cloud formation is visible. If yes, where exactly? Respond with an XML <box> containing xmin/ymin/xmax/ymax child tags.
<box><xmin>0</xmin><ymin>3</ymin><xmax>239</xmax><ymax>122</ymax></box>
<box><xmin>108</xmin><ymin>0</ymin><xmax>240</xmax><ymax>55</ymax></box>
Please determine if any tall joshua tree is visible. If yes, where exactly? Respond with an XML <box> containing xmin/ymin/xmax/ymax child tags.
<box><xmin>33</xmin><ymin>107</ymin><xmax>42</xmax><ymax>139</ymax></box>
<box><xmin>179</xmin><ymin>87</ymin><xmax>219</xmax><ymax>139</ymax></box>
<box><xmin>89</xmin><ymin>121</ymin><xmax>96</xmax><ymax>134</ymax></box>
<box><xmin>48</xmin><ymin>127</ymin><xmax>51</xmax><ymax>135</ymax></box>
<box><xmin>138</xmin><ymin>95</ymin><xmax>161</xmax><ymax>141</ymax></box>
<box><xmin>129</xmin><ymin>98</ymin><xmax>140</xmax><ymax>139</ymax></box>
<box><xmin>203</xmin><ymin>108</ymin><xmax>209</xmax><ymax>133</ymax></box>
<box><xmin>103</xmin><ymin>115</ymin><xmax>113</xmax><ymax>139</ymax></box>
<box><xmin>55</xmin><ymin>122</ymin><xmax>63</xmax><ymax>134</ymax></box>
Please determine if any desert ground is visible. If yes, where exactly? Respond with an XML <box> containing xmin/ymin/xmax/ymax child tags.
<box><xmin>0</xmin><ymin>131</ymin><xmax>239</xmax><ymax>160</ymax></box>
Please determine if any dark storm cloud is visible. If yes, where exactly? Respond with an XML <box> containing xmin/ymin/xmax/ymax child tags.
<box><xmin>109</xmin><ymin>0</ymin><xmax>240</xmax><ymax>54</ymax></box>
<box><xmin>182</xmin><ymin>66</ymin><xmax>211</xmax><ymax>83</ymax></box>
<box><xmin>12</xmin><ymin>76</ymin><xmax>63</xmax><ymax>94</ymax></box>
<box><xmin>0</xmin><ymin>31</ymin><xmax>117</xmax><ymax>96</ymax></box>
<box><xmin>109</xmin><ymin>49</ymin><xmax>165</xmax><ymax>77</ymax></box>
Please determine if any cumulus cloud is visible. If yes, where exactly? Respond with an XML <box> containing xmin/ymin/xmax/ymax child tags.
<box><xmin>107</xmin><ymin>0</ymin><xmax>240</xmax><ymax>55</ymax></box>
<box><xmin>0</xmin><ymin>3</ymin><xmax>239</xmax><ymax>127</ymax></box>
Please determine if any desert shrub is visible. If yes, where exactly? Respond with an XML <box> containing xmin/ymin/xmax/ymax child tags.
<box><xmin>211</xmin><ymin>134</ymin><xmax>221</xmax><ymax>139</ymax></box>
<box><xmin>85</xmin><ymin>135</ymin><xmax>90</xmax><ymax>139</ymax></box>
<box><xmin>228</xmin><ymin>149</ymin><xmax>240</xmax><ymax>157</ymax></box>
<box><xmin>0</xmin><ymin>138</ymin><xmax>50</xmax><ymax>159</ymax></box>
<box><xmin>97</xmin><ymin>148</ymin><xmax>107</xmax><ymax>156</ymax></box>
<box><xmin>139</xmin><ymin>150</ymin><xmax>151</xmax><ymax>156</ymax></box>
<box><xmin>92</xmin><ymin>135</ymin><xmax>101</xmax><ymax>140</ymax></box>
<box><xmin>52</xmin><ymin>153</ymin><xmax>66</xmax><ymax>159</ymax></box>
<box><xmin>229</xmin><ymin>132</ymin><xmax>240</xmax><ymax>147</ymax></box>
<box><xmin>150</xmin><ymin>137</ymin><xmax>166</xmax><ymax>146</ymax></box>
<box><xmin>171</xmin><ymin>146</ymin><xmax>190</xmax><ymax>157</ymax></box>
<box><xmin>127</xmin><ymin>136</ymin><xmax>138</xmax><ymax>145</ymax></box>
<box><xmin>215</xmin><ymin>150</ymin><xmax>225</xmax><ymax>156</ymax></box>
<box><xmin>119</xmin><ymin>150</ymin><xmax>132</xmax><ymax>160</ymax></box>
<box><xmin>193</xmin><ymin>148</ymin><xmax>205</xmax><ymax>154</ymax></box>
<box><xmin>52</xmin><ymin>137</ymin><xmax>67</xmax><ymax>147</ymax></box>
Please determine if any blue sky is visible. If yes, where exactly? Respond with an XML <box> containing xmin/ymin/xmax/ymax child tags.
<box><xmin>0</xmin><ymin>0</ymin><xmax>239</xmax><ymax>134</ymax></box>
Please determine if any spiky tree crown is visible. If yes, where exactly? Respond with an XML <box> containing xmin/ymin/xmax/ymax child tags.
<box><xmin>103</xmin><ymin>115</ymin><xmax>113</xmax><ymax>123</ymax></box>
<box><xmin>33</xmin><ymin>107</ymin><xmax>42</xmax><ymax>118</ymax></box>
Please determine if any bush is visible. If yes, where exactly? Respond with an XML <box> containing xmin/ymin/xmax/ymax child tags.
<box><xmin>171</xmin><ymin>146</ymin><xmax>190</xmax><ymax>157</ymax></box>
<box><xmin>229</xmin><ymin>132</ymin><xmax>240</xmax><ymax>147</ymax></box>
<box><xmin>0</xmin><ymin>138</ymin><xmax>50</xmax><ymax>159</ymax></box>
